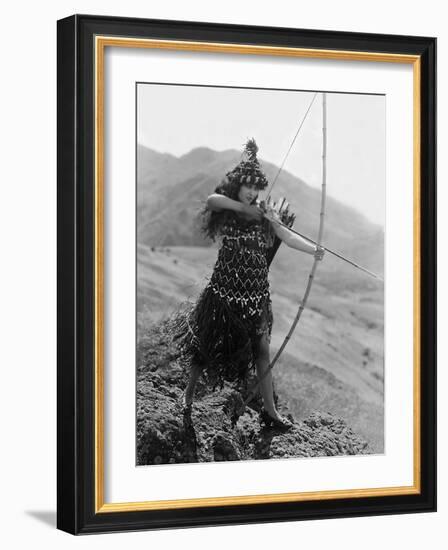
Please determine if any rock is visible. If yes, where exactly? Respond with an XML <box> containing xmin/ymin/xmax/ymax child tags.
<box><xmin>136</xmin><ymin>321</ymin><xmax>370</xmax><ymax>465</ymax></box>
<box><xmin>212</xmin><ymin>433</ymin><xmax>240</xmax><ymax>461</ymax></box>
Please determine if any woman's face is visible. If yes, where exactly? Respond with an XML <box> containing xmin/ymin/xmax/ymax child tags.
<box><xmin>238</xmin><ymin>184</ymin><xmax>259</xmax><ymax>205</ymax></box>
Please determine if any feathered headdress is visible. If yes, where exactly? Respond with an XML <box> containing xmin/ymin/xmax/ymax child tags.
<box><xmin>225</xmin><ymin>138</ymin><xmax>269</xmax><ymax>190</ymax></box>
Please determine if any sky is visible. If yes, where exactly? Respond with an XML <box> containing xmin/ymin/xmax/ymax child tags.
<box><xmin>137</xmin><ymin>83</ymin><xmax>385</xmax><ymax>227</ymax></box>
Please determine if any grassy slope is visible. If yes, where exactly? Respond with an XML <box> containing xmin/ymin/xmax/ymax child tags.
<box><xmin>137</xmin><ymin>243</ymin><xmax>384</xmax><ymax>452</ymax></box>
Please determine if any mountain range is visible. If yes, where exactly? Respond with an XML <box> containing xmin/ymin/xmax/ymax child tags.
<box><xmin>137</xmin><ymin>144</ymin><xmax>384</xmax><ymax>278</ymax></box>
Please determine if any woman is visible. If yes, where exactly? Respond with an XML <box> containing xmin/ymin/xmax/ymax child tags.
<box><xmin>176</xmin><ymin>139</ymin><xmax>323</xmax><ymax>429</ymax></box>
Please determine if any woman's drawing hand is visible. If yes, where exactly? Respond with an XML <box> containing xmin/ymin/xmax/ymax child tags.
<box><xmin>242</xmin><ymin>203</ymin><xmax>263</xmax><ymax>220</ymax></box>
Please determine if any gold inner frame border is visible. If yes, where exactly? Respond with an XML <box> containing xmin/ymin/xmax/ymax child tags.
<box><xmin>94</xmin><ymin>35</ymin><xmax>421</xmax><ymax>514</ymax></box>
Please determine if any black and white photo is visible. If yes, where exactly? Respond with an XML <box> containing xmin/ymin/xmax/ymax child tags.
<box><xmin>136</xmin><ymin>83</ymin><xmax>385</xmax><ymax>466</ymax></box>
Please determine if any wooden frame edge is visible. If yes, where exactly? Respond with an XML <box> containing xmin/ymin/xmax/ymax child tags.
<box><xmin>93</xmin><ymin>36</ymin><xmax>423</xmax><ymax>513</ymax></box>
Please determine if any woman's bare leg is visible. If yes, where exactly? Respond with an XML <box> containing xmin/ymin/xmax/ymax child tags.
<box><xmin>255</xmin><ymin>333</ymin><xmax>279</xmax><ymax>418</ymax></box>
<box><xmin>184</xmin><ymin>362</ymin><xmax>203</xmax><ymax>407</ymax></box>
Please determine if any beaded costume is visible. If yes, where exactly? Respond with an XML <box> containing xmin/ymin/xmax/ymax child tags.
<box><xmin>172</xmin><ymin>138</ymin><xmax>295</xmax><ymax>390</ymax></box>
<box><xmin>175</xmin><ymin>212</ymin><xmax>275</xmax><ymax>388</ymax></box>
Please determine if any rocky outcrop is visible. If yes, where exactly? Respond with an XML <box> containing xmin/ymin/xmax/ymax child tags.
<box><xmin>137</xmin><ymin>322</ymin><xmax>369</xmax><ymax>466</ymax></box>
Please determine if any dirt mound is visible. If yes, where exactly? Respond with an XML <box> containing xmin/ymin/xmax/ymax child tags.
<box><xmin>137</xmin><ymin>322</ymin><xmax>369</xmax><ymax>466</ymax></box>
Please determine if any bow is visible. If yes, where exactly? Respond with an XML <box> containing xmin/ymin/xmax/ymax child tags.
<box><xmin>269</xmin><ymin>92</ymin><xmax>327</xmax><ymax>369</ymax></box>
<box><xmin>238</xmin><ymin>92</ymin><xmax>327</xmax><ymax>411</ymax></box>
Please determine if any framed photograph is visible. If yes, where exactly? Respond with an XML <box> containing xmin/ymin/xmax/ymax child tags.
<box><xmin>57</xmin><ymin>14</ymin><xmax>436</xmax><ymax>534</ymax></box>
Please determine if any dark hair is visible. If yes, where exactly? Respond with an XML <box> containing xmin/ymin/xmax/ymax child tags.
<box><xmin>200</xmin><ymin>176</ymin><xmax>242</xmax><ymax>241</ymax></box>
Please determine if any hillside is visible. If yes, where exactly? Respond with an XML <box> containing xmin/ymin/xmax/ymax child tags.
<box><xmin>137</xmin><ymin>145</ymin><xmax>385</xmax><ymax>453</ymax></box>
<box><xmin>137</xmin><ymin>245</ymin><xmax>384</xmax><ymax>452</ymax></box>
<box><xmin>137</xmin><ymin>145</ymin><xmax>384</xmax><ymax>276</ymax></box>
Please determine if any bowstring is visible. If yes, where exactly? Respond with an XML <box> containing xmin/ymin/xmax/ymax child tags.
<box><xmin>266</xmin><ymin>92</ymin><xmax>319</xmax><ymax>199</ymax></box>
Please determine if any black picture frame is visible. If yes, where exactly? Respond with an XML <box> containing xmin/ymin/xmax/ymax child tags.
<box><xmin>57</xmin><ymin>14</ymin><xmax>436</xmax><ymax>534</ymax></box>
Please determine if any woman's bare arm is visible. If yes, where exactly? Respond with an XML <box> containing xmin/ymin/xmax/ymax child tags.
<box><xmin>265</xmin><ymin>207</ymin><xmax>322</xmax><ymax>257</ymax></box>
<box><xmin>206</xmin><ymin>193</ymin><xmax>242</xmax><ymax>212</ymax></box>
<box><xmin>272</xmin><ymin>220</ymin><xmax>316</xmax><ymax>254</ymax></box>
<box><xmin>206</xmin><ymin>194</ymin><xmax>263</xmax><ymax>219</ymax></box>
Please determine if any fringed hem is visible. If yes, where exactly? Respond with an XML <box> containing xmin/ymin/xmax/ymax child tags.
<box><xmin>170</xmin><ymin>286</ymin><xmax>272</xmax><ymax>390</ymax></box>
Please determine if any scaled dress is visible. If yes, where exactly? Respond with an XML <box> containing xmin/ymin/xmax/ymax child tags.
<box><xmin>174</xmin><ymin>212</ymin><xmax>275</xmax><ymax>389</ymax></box>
